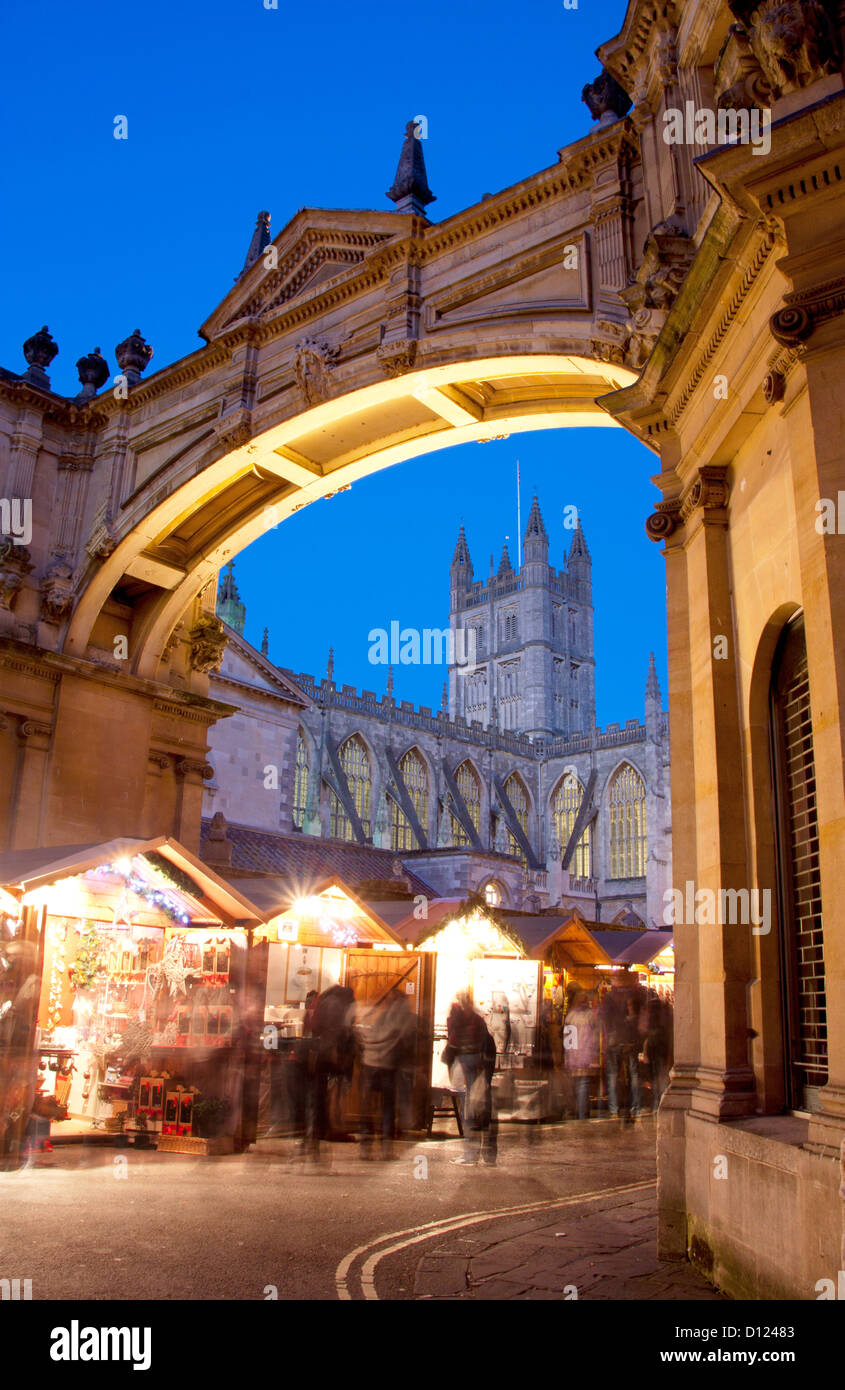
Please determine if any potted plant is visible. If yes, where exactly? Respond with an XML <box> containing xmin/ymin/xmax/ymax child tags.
<box><xmin>191</xmin><ymin>1095</ymin><xmax>229</xmax><ymax>1138</ymax></box>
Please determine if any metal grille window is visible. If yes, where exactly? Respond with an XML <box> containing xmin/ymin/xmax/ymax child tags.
<box><xmin>292</xmin><ymin>733</ymin><xmax>309</xmax><ymax>828</ymax></box>
<box><xmin>551</xmin><ymin>772</ymin><xmax>592</xmax><ymax>879</ymax></box>
<box><xmin>452</xmin><ymin>760</ymin><xmax>481</xmax><ymax>847</ymax></box>
<box><xmin>608</xmin><ymin>763</ymin><xmax>647</xmax><ymax>879</ymax></box>
<box><xmin>771</xmin><ymin>614</ymin><xmax>828</xmax><ymax>1104</ymax></box>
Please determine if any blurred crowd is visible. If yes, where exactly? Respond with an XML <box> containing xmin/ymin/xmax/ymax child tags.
<box><xmin>540</xmin><ymin>975</ymin><xmax>674</xmax><ymax>1120</ymax></box>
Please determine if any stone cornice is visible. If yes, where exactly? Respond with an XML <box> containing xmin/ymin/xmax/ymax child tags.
<box><xmin>0</xmin><ymin>635</ymin><xmax>236</xmax><ymax>718</ymax></box>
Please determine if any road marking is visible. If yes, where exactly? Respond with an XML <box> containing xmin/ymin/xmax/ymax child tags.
<box><xmin>335</xmin><ymin>1178</ymin><xmax>656</xmax><ymax>1300</ymax></box>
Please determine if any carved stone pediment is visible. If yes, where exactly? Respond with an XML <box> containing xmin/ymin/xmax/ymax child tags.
<box><xmin>729</xmin><ymin>0</ymin><xmax>840</xmax><ymax>99</ymax></box>
<box><xmin>292</xmin><ymin>338</ymin><xmax>339</xmax><ymax>407</ymax></box>
<box><xmin>218</xmin><ymin>226</ymin><xmax>393</xmax><ymax>331</ymax></box>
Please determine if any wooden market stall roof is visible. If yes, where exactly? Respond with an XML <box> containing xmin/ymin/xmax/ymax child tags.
<box><xmin>0</xmin><ymin>836</ymin><xmax>268</xmax><ymax>930</ymax></box>
<box><xmin>222</xmin><ymin>874</ymin><xmax>409</xmax><ymax>947</ymax></box>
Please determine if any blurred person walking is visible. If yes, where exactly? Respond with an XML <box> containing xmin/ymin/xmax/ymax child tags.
<box><xmin>643</xmin><ymin>990</ymin><xmax>673</xmax><ymax>1112</ymax></box>
<box><xmin>442</xmin><ymin>991</ymin><xmax>489</xmax><ymax>1166</ymax></box>
<box><xmin>564</xmin><ymin>989</ymin><xmax>599</xmax><ymax>1119</ymax></box>
<box><xmin>354</xmin><ymin>987</ymin><xmax>416</xmax><ymax>1158</ymax></box>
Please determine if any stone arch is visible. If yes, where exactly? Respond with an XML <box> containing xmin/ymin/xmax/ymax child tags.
<box><xmin>746</xmin><ymin>602</ymin><xmax>803</xmax><ymax>1114</ymax></box>
<box><xmin>62</xmin><ymin>354</ymin><xmax>638</xmax><ymax>679</ymax></box>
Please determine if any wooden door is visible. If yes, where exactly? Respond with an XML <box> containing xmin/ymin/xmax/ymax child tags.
<box><xmin>342</xmin><ymin>950</ymin><xmax>435</xmax><ymax>1129</ymax></box>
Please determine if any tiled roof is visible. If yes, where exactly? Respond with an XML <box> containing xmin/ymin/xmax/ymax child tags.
<box><xmin>200</xmin><ymin>820</ymin><xmax>437</xmax><ymax>899</ymax></box>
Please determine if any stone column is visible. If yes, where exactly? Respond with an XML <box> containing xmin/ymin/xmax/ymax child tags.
<box><xmin>11</xmin><ymin>719</ymin><xmax>52</xmax><ymax>849</ymax></box>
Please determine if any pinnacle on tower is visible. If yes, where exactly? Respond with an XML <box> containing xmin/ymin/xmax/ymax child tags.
<box><xmin>523</xmin><ymin>493</ymin><xmax>549</xmax><ymax>564</ymax></box>
<box><xmin>497</xmin><ymin>543</ymin><xmax>514</xmax><ymax>579</ymax></box>
<box><xmin>646</xmin><ymin>651</ymin><xmax>662</xmax><ymax>703</ymax></box>
<box><xmin>568</xmin><ymin>516</ymin><xmax>591</xmax><ymax>563</ymax></box>
<box><xmin>450</xmin><ymin>522</ymin><xmax>473</xmax><ymax>589</ymax></box>
<box><xmin>216</xmin><ymin>560</ymin><xmax>246</xmax><ymax>637</ymax></box>
<box><xmin>241</xmin><ymin>211</ymin><xmax>271</xmax><ymax>276</ymax></box>
<box><xmin>386</xmin><ymin>120</ymin><xmax>436</xmax><ymax>216</ymax></box>
<box><xmin>327</xmin><ymin>647</ymin><xmax>335</xmax><ymax>682</ymax></box>
<box><xmin>261</xmin><ymin>627</ymin><xmax>269</xmax><ymax>657</ymax></box>
<box><xmin>523</xmin><ymin>494</ymin><xmax>548</xmax><ymax>543</ymax></box>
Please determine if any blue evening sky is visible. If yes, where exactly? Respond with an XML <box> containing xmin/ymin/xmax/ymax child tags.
<box><xmin>1</xmin><ymin>0</ymin><xmax>667</xmax><ymax>726</ymax></box>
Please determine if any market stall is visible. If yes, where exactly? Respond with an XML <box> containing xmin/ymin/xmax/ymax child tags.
<box><xmin>0</xmin><ymin>838</ymin><xmax>266</xmax><ymax>1163</ymax></box>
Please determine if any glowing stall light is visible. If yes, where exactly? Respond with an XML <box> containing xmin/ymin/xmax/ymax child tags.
<box><xmin>420</xmin><ymin>913</ymin><xmax>522</xmax><ymax>959</ymax></box>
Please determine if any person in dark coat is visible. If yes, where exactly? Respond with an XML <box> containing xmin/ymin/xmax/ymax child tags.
<box><xmin>445</xmin><ymin>991</ymin><xmax>489</xmax><ymax>1166</ymax></box>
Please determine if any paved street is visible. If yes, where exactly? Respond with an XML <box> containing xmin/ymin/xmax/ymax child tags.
<box><xmin>1</xmin><ymin>1118</ymin><xmax>723</xmax><ymax>1301</ymax></box>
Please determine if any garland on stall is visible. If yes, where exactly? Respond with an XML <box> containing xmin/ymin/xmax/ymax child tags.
<box><xmin>142</xmin><ymin>853</ymin><xmax>203</xmax><ymax>903</ymax></box>
<box><xmin>93</xmin><ymin>862</ymin><xmax>191</xmax><ymax>926</ymax></box>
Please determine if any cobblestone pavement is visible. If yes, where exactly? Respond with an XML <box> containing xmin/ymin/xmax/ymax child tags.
<box><xmin>412</xmin><ymin>1185</ymin><xmax>727</xmax><ymax>1301</ymax></box>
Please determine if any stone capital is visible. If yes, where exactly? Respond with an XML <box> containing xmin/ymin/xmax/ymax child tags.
<box><xmin>770</xmin><ymin>275</ymin><xmax>845</xmax><ymax>347</ymax></box>
<box><xmin>174</xmin><ymin>758</ymin><xmax>214</xmax><ymax>780</ymax></box>
<box><xmin>645</xmin><ymin>498</ymin><xmax>683</xmax><ymax>543</ymax></box>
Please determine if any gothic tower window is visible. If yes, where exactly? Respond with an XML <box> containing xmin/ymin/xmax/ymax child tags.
<box><xmin>391</xmin><ymin>748</ymin><xmax>428</xmax><ymax>851</ymax></box>
<box><xmin>293</xmin><ymin>731</ymin><xmax>309</xmax><ymax>829</ymax></box>
<box><xmin>770</xmin><ymin>613</ymin><xmax>828</xmax><ymax>1107</ymax></box>
<box><xmin>608</xmin><ymin>763</ymin><xmax>647</xmax><ymax>878</ymax></box>
<box><xmin>551</xmin><ymin>772</ymin><xmax>592</xmax><ymax>879</ymax></box>
<box><xmin>453</xmin><ymin>760</ymin><xmax>481</xmax><ymax>847</ymax></box>
<box><xmin>330</xmin><ymin>734</ymin><xmax>371</xmax><ymax>841</ymax></box>
<box><xmin>504</xmin><ymin>772</ymin><xmax>529</xmax><ymax>865</ymax></box>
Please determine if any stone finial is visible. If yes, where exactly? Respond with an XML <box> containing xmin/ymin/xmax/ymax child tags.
<box><xmin>241</xmin><ymin>210</ymin><xmax>271</xmax><ymax>275</ymax></box>
<box><xmin>568</xmin><ymin>517</ymin><xmax>591</xmax><ymax>563</ymax></box>
<box><xmin>115</xmin><ymin>329</ymin><xmax>153</xmax><ymax>387</ymax></box>
<box><xmin>75</xmin><ymin>347</ymin><xmax>110</xmax><ymax>403</ymax></box>
<box><xmin>327</xmin><ymin>646</ymin><xmax>334</xmax><ymax>681</ymax></box>
<box><xmin>215</xmin><ymin>559</ymin><xmax>246</xmax><ymax>637</ymax></box>
<box><xmin>387</xmin><ymin>664</ymin><xmax>394</xmax><ymax>698</ymax></box>
<box><xmin>581</xmin><ymin>70</ymin><xmax>632</xmax><ymax>125</ymax></box>
<box><xmin>441</xmin><ymin>681</ymin><xmax>448</xmax><ymax>713</ymax></box>
<box><xmin>22</xmin><ymin>326</ymin><xmax>58</xmax><ymax>389</ymax></box>
<box><xmin>261</xmin><ymin>626</ymin><xmax>269</xmax><ymax>656</ymax></box>
<box><xmin>386</xmin><ymin>119</ymin><xmax>436</xmax><ymax>216</ymax></box>
<box><xmin>202</xmin><ymin>811</ymin><xmax>232</xmax><ymax>867</ymax></box>
<box><xmin>497</xmin><ymin>543</ymin><xmax>514</xmax><ymax>579</ymax></box>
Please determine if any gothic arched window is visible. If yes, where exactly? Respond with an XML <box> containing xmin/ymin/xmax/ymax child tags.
<box><xmin>504</xmin><ymin>773</ymin><xmax>529</xmax><ymax>865</ymax></box>
<box><xmin>293</xmin><ymin>731</ymin><xmax>309</xmax><ymax>829</ymax></box>
<box><xmin>608</xmin><ymin>763</ymin><xmax>647</xmax><ymax>878</ymax></box>
<box><xmin>551</xmin><ymin>772</ymin><xmax>592</xmax><ymax>879</ymax></box>
<box><xmin>330</xmin><ymin>735</ymin><xmax>371</xmax><ymax>841</ymax></box>
<box><xmin>391</xmin><ymin>748</ymin><xmax>428</xmax><ymax>850</ymax></box>
<box><xmin>452</xmin><ymin>760</ymin><xmax>481</xmax><ymax>847</ymax></box>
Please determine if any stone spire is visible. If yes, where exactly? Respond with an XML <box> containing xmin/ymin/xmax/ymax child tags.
<box><xmin>241</xmin><ymin>211</ymin><xmax>271</xmax><ymax>276</ymax></box>
<box><xmin>450</xmin><ymin>523</ymin><xmax>473</xmax><ymax>590</ymax></box>
<box><xmin>497</xmin><ymin>543</ymin><xmax>514</xmax><ymax>579</ymax></box>
<box><xmin>216</xmin><ymin>560</ymin><xmax>246</xmax><ymax>636</ymax></box>
<box><xmin>646</xmin><ymin>651</ymin><xmax>661</xmax><ymax>703</ymax></box>
<box><xmin>568</xmin><ymin>516</ymin><xmax>591</xmax><ymax>563</ymax></box>
<box><xmin>523</xmin><ymin>493</ymin><xmax>549</xmax><ymax>566</ymax></box>
<box><xmin>386</xmin><ymin>120</ymin><xmax>436</xmax><ymax>216</ymax></box>
<box><xmin>327</xmin><ymin>647</ymin><xmax>334</xmax><ymax>682</ymax></box>
<box><xmin>261</xmin><ymin>626</ymin><xmax>269</xmax><ymax>657</ymax></box>
<box><xmin>441</xmin><ymin>681</ymin><xmax>448</xmax><ymax>713</ymax></box>
<box><xmin>387</xmin><ymin>664</ymin><xmax>394</xmax><ymax>698</ymax></box>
